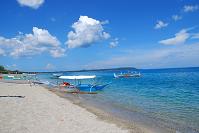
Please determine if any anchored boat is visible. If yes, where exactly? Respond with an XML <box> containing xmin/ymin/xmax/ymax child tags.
<box><xmin>51</xmin><ymin>73</ymin><xmax>63</xmax><ymax>79</ymax></box>
<box><xmin>58</xmin><ymin>75</ymin><xmax>109</xmax><ymax>92</ymax></box>
<box><xmin>114</xmin><ymin>71</ymin><xmax>141</xmax><ymax>78</ymax></box>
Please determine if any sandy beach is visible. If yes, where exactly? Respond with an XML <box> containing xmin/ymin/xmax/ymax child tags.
<box><xmin>0</xmin><ymin>0</ymin><xmax>198</xmax><ymax>132</ymax></box>
<box><xmin>0</xmin><ymin>82</ymin><xmax>129</xmax><ymax>133</ymax></box>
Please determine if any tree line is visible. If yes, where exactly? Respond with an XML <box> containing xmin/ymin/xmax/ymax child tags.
<box><xmin>0</xmin><ymin>65</ymin><xmax>22</xmax><ymax>74</ymax></box>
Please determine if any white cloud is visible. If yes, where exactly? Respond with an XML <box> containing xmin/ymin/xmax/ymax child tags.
<box><xmin>101</xmin><ymin>20</ymin><xmax>109</xmax><ymax>24</ymax></box>
<box><xmin>184</xmin><ymin>5</ymin><xmax>198</xmax><ymax>12</ymax></box>
<box><xmin>0</xmin><ymin>27</ymin><xmax>65</xmax><ymax>58</ymax></box>
<box><xmin>85</xmin><ymin>43</ymin><xmax>199</xmax><ymax>69</ymax></box>
<box><xmin>172</xmin><ymin>15</ymin><xmax>182</xmax><ymax>21</ymax></box>
<box><xmin>109</xmin><ymin>38</ymin><xmax>119</xmax><ymax>48</ymax></box>
<box><xmin>159</xmin><ymin>29</ymin><xmax>190</xmax><ymax>45</ymax></box>
<box><xmin>66</xmin><ymin>16</ymin><xmax>110</xmax><ymax>49</ymax></box>
<box><xmin>154</xmin><ymin>20</ymin><xmax>168</xmax><ymax>29</ymax></box>
<box><xmin>17</xmin><ymin>0</ymin><xmax>44</xmax><ymax>9</ymax></box>
<box><xmin>50</xmin><ymin>48</ymin><xmax>65</xmax><ymax>58</ymax></box>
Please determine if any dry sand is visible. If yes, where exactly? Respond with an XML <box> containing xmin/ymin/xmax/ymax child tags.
<box><xmin>0</xmin><ymin>82</ymin><xmax>129</xmax><ymax>133</ymax></box>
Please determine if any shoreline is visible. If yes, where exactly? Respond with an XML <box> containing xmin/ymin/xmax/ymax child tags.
<box><xmin>40</xmin><ymin>80</ymin><xmax>174</xmax><ymax>133</ymax></box>
<box><xmin>43</xmin><ymin>85</ymin><xmax>151</xmax><ymax>133</ymax></box>
<box><xmin>51</xmin><ymin>90</ymin><xmax>145</xmax><ymax>133</ymax></box>
<box><xmin>50</xmin><ymin>86</ymin><xmax>174</xmax><ymax>133</ymax></box>
<box><xmin>0</xmin><ymin>80</ymin><xmax>174</xmax><ymax>133</ymax></box>
<box><xmin>0</xmin><ymin>81</ymin><xmax>129</xmax><ymax>133</ymax></box>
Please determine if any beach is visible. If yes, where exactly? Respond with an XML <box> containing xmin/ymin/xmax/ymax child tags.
<box><xmin>0</xmin><ymin>81</ymin><xmax>130</xmax><ymax>133</ymax></box>
<box><xmin>0</xmin><ymin>0</ymin><xmax>198</xmax><ymax>132</ymax></box>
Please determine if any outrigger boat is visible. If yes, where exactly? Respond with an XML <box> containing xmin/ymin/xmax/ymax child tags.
<box><xmin>114</xmin><ymin>71</ymin><xmax>141</xmax><ymax>78</ymax></box>
<box><xmin>58</xmin><ymin>75</ymin><xmax>109</xmax><ymax>92</ymax></box>
<box><xmin>51</xmin><ymin>73</ymin><xmax>63</xmax><ymax>79</ymax></box>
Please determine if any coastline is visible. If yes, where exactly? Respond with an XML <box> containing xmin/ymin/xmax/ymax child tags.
<box><xmin>0</xmin><ymin>81</ymin><xmax>130</xmax><ymax>133</ymax></box>
<box><xmin>0</xmin><ymin>80</ymin><xmax>175</xmax><ymax>133</ymax></box>
<box><xmin>50</xmin><ymin>86</ymin><xmax>174</xmax><ymax>133</ymax></box>
<box><xmin>0</xmin><ymin>81</ymin><xmax>129</xmax><ymax>133</ymax></box>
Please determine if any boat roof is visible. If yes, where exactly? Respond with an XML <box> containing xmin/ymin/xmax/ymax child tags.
<box><xmin>8</xmin><ymin>75</ymin><xmax>14</xmax><ymax>78</ymax></box>
<box><xmin>27</xmin><ymin>74</ymin><xmax>36</xmax><ymax>76</ymax></box>
<box><xmin>59</xmin><ymin>75</ymin><xmax>96</xmax><ymax>80</ymax></box>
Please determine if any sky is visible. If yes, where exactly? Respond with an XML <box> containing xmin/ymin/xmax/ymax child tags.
<box><xmin>0</xmin><ymin>0</ymin><xmax>199</xmax><ymax>71</ymax></box>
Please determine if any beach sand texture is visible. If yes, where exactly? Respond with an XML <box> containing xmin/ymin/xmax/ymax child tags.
<box><xmin>0</xmin><ymin>82</ymin><xmax>129</xmax><ymax>133</ymax></box>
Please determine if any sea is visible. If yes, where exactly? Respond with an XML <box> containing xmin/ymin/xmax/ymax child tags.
<box><xmin>37</xmin><ymin>67</ymin><xmax>199</xmax><ymax>133</ymax></box>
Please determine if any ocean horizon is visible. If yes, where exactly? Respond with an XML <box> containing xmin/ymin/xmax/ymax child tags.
<box><xmin>23</xmin><ymin>66</ymin><xmax>199</xmax><ymax>73</ymax></box>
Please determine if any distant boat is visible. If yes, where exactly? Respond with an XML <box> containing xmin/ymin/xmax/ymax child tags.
<box><xmin>114</xmin><ymin>71</ymin><xmax>141</xmax><ymax>78</ymax></box>
<box><xmin>3</xmin><ymin>75</ymin><xmax>22</xmax><ymax>80</ymax></box>
<box><xmin>59</xmin><ymin>75</ymin><xmax>109</xmax><ymax>92</ymax></box>
<box><xmin>51</xmin><ymin>73</ymin><xmax>63</xmax><ymax>79</ymax></box>
<box><xmin>7</xmin><ymin>75</ymin><xmax>14</xmax><ymax>78</ymax></box>
<box><xmin>27</xmin><ymin>74</ymin><xmax>37</xmax><ymax>76</ymax></box>
<box><xmin>13</xmin><ymin>77</ymin><xmax>21</xmax><ymax>80</ymax></box>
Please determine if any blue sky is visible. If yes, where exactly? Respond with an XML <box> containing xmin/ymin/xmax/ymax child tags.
<box><xmin>0</xmin><ymin>0</ymin><xmax>199</xmax><ymax>71</ymax></box>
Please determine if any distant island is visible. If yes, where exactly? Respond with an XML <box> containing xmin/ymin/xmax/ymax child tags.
<box><xmin>60</xmin><ymin>67</ymin><xmax>138</xmax><ymax>72</ymax></box>
<box><xmin>0</xmin><ymin>65</ymin><xmax>138</xmax><ymax>74</ymax></box>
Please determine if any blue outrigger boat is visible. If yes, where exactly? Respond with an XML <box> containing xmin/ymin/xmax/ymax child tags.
<box><xmin>114</xmin><ymin>71</ymin><xmax>141</xmax><ymax>78</ymax></box>
<box><xmin>59</xmin><ymin>75</ymin><xmax>109</xmax><ymax>92</ymax></box>
<box><xmin>51</xmin><ymin>73</ymin><xmax>63</xmax><ymax>79</ymax></box>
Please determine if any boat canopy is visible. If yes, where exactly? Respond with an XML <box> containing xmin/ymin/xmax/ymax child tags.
<box><xmin>59</xmin><ymin>75</ymin><xmax>96</xmax><ymax>80</ymax></box>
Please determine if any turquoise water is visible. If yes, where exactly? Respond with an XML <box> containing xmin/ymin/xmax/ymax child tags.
<box><xmin>37</xmin><ymin>68</ymin><xmax>199</xmax><ymax>133</ymax></box>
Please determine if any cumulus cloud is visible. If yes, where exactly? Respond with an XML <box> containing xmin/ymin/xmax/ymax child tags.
<box><xmin>66</xmin><ymin>16</ymin><xmax>110</xmax><ymax>49</ymax></box>
<box><xmin>50</xmin><ymin>48</ymin><xmax>65</xmax><ymax>58</ymax></box>
<box><xmin>184</xmin><ymin>5</ymin><xmax>198</xmax><ymax>12</ymax></box>
<box><xmin>0</xmin><ymin>27</ymin><xmax>65</xmax><ymax>58</ymax></box>
<box><xmin>109</xmin><ymin>38</ymin><xmax>119</xmax><ymax>48</ymax></box>
<box><xmin>172</xmin><ymin>15</ymin><xmax>182</xmax><ymax>21</ymax></box>
<box><xmin>17</xmin><ymin>0</ymin><xmax>44</xmax><ymax>9</ymax></box>
<box><xmin>159</xmin><ymin>29</ymin><xmax>190</xmax><ymax>45</ymax></box>
<box><xmin>154</xmin><ymin>20</ymin><xmax>168</xmax><ymax>29</ymax></box>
